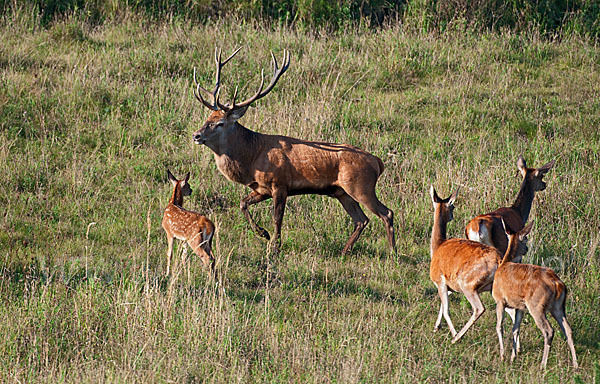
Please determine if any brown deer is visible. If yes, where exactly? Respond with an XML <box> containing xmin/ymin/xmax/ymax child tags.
<box><xmin>465</xmin><ymin>156</ymin><xmax>555</xmax><ymax>255</ymax></box>
<box><xmin>192</xmin><ymin>47</ymin><xmax>395</xmax><ymax>255</ymax></box>
<box><xmin>429</xmin><ymin>186</ymin><xmax>529</xmax><ymax>343</ymax></box>
<box><xmin>162</xmin><ymin>170</ymin><xmax>215</xmax><ymax>277</ymax></box>
<box><xmin>493</xmin><ymin>220</ymin><xmax>578</xmax><ymax>369</ymax></box>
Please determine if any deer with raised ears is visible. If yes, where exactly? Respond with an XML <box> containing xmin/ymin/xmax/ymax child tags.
<box><xmin>429</xmin><ymin>186</ymin><xmax>529</xmax><ymax>343</ymax></box>
<box><xmin>493</xmin><ymin>220</ymin><xmax>578</xmax><ymax>369</ymax></box>
<box><xmin>465</xmin><ymin>156</ymin><xmax>555</xmax><ymax>256</ymax></box>
<box><xmin>162</xmin><ymin>170</ymin><xmax>215</xmax><ymax>277</ymax></box>
<box><xmin>192</xmin><ymin>47</ymin><xmax>395</xmax><ymax>255</ymax></box>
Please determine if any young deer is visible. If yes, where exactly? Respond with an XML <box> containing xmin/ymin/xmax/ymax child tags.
<box><xmin>465</xmin><ymin>156</ymin><xmax>555</xmax><ymax>255</ymax></box>
<box><xmin>162</xmin><ymin>170</ymin><xmax>215</xmax><ymax>277</ymax></box>
<box><xmin>493</xmin><ymin>221</ymin><xmax>578</xmax><ymax>369</ymax></box>
<box><xmin>429</xmin><ymin>186</ymin><xmax>529</xmax><ymax>343</ymax></box>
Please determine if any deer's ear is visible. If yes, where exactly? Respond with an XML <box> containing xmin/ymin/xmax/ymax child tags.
<box><xmin>448</xmin><ymin>187</ymin><xmax>459</xmax><ymax>206</ymax></box>
<box><xmin>184</xmin><ymin>172</ymin><xmax>190</xmax><ymax>183</ymax></box>
<box><xmin>517</xmin><ymin>155</ymin><xmax>527</xmax><ymax>175</ymax></box>
<box><xmin>167</xmin><ymin>169</ymin><xmax>178</xmax><ymax>186</ymax></box>
<box><xmin>519</xmin><ymin>221</ymin><xmax>534</xmax><ymax>239</ymax></box>
<box><xmin>536</xmin><ymin>159</ymin><xmax>556</xmax><ymax>175</ymax></box>
<box><xmin>225</xmin><ymin>106</ymin><xmax>249</xmax><ymax>122</ymax></box>
<box><xmin>430</xmin><ymin>185</ymin><xmax>441</xmax><ymax>204</ymax></box>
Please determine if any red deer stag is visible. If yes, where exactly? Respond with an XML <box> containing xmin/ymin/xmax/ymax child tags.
<box><xmin>465</xmin><ymin>156</ymin><xmax>555</xmax><ymax>255</ymax></box>
<box><xmin>162</xmin><ymin>170</ymin><xmax>215</xmax><ymax>277</ymax></box>
<box><xmin>429</xmin><ymin>186</ymin><xmax>529</xmax><ymax>343</ymax></box>
<box><xmin>192</xmin><ymin>48</ymin><xmax>395</xmax><ymax>255</ymax></box>
<box><xmin>493</xmin><ymin>220</ymin><xmax>578</xmax><ymax>369</ymax></box>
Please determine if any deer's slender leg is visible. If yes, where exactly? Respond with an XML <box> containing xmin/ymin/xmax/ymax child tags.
<box><xmin>550</xmin><ymin>304</ymin><xmax>578</xmax><ymax>368</ymax></box>
<box><xmin>336</xmin><ymin>192</ymin><xmax>369</xmax><ymax>255</ymax></box>
<box><xmin>166</xmin><ymin>234</ymin><xmax>174</xmax><ymax>276</ymax></box>
<box><xmin>496</xmin><ymin>301</ymin><xmax>505</xmax><ymax>360</ymax></box>
<box><xmin>347</xmin><ymin>188</ymin><xmax>395</xmax><ymax>254</ymax></box>
<box><xmin>270</xmin><ymin>189</ymin><xmax>287</xmax><ymax>255</ymax></box>
<box><xmin>452</xmin><ymin>290</ymin><xmax>485</xmax><ymax>343</ymax></box>
<box><xmin>240</xmin><ymin>191</ymin><xmax>271</xmax><ymax>240</ymax></box>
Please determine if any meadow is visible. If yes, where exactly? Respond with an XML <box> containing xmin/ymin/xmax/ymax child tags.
<box><xmin>1</xmin><ymin>9</ymin><xmax>599</xmax><ymax>383</ymax></box>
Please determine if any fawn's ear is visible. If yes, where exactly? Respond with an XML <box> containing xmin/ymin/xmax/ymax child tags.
<box><xmin>182</xmin><ymin>172</ymin><xmax>190</xmax><ymax>185</ymax></box>
<box><xmin>430</xmin><ymin>185</ymin><xmax>441</xmax><ymax>204</ymax></box>
<box><xmin>517</xmin><ymin>155</ymin><xmax>527</xmax><ymax>176</ymax></box>
<box><xmin>448</xmin><ymin>187</ymin><xmax>459</xmax><ymax>206</ymax></box>
<box><xmin>519</xmin><ymin>221</ymin><xmax>534</xmax><ymax>240</ymax></box>
<box><xmin>167</xmin><ymin>169</ymin><xmax>178</xmax><ymax>186</ymax></box>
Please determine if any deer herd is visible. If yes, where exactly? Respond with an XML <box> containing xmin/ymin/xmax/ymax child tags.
<box><xmin>161</xmin><ymin>47</ymin><xmax>578</xmax><ymax>369</ymax></box>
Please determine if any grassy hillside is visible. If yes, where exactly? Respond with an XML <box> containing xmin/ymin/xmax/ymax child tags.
<box><xmin>1</xmin><ymin>13</ymin><xmax>599</xmax><ymax>382</ymax></box>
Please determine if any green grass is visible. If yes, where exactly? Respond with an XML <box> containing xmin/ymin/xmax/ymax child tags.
<box><xmin>1</xmin><ymin>13</ymin><xmax>599</xmax><ymax>383</ymax></box>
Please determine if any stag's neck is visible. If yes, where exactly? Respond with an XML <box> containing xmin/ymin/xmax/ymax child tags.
<box><xmin>511</xmin><ymin>177</ymin><xmax>535</xmax><ymax>223</ymax></box>
<box><xmin>205</xmin><ymin>123</ymin><xmax>261</xmax><ymax>159</ymax></box>
<box><xmin>169</xmin><ymin>186</ymin><xmax>183</xmax><ymax>207</ymax></box>
<box><xmin>430</xmin><ymin>208</ymin><xmax>447</xmax><ymax>255</ymax></box>
<box><xmin>204</xmin><ymin>123</ymin><xmax>263</xmax><ymax>185</ymax></box>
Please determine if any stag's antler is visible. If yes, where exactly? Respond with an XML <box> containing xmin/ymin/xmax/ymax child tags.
<box><xmin>193</xmin><ymin>48</ymin><xmax>291</xmax><ymax>112</ymax></box>
<box><xmin>194</xmin><ymin>47</ymin><xmax>242</xmax><ymax>111</ymax></box>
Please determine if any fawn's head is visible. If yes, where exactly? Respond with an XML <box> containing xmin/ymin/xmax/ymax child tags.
<box><xmin>430</xmin><ymin>185</ymin><xmax>459</xmax><ymax>224</ymax></box>
<box><xmin>517</xmin><ymin>156</ymin><xmax>555</xmax><ymax>192</ymax></box>
<box><xmin>192</xmin><ymin>47</ymin><xmax>290</xmax><ymax>145</ymax></box>
<box><xmin>503</xmin><ymin>219</ymin><xmax>534</xmax><ymax>260</ymax></box>
<box><xmin>167</xmin><ymin>170</ymin><xmax>192</xmax><ymax>198</ymax></box>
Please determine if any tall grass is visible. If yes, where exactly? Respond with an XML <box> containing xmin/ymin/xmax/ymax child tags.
<box><xmin>2</xmin><ymin>0</ymin><xmax>600</xmax><ymax>36</ymax></box>
<box><xmin>0</xmin><ymin>10</ymin><xmax>599</xmax><ymax>383</ymax></box>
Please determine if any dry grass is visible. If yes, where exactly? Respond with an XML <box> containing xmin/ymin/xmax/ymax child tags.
<box><xmin>0</xmin><ymin>12</ymin><xmax>599</xmax><ymax>383</ymax></box>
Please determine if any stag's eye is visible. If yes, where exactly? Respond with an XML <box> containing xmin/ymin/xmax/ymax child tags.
<box><xmin>214</xmin><ymin>122</ymin><xmax>224</xmax><ymax>128</ymax></box>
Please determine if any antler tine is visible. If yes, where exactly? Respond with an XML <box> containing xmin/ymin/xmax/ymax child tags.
<box><xmin>193</xmin><ymin>67</ymin><xmax>218</xmax><ymax>111</ymax></box>
<box><xmin>233</xmin><ymin>50</ymin><xmax>290</xmax><ymax>109</ymax></box>
<box><xmin>193</xmin><ymin>47</ymin><xmax>242</xmax><ymax>111</ymax></box>
<box><xmin>222</xmin><ymin>46</ymin><xmax>242</xmax><ymax>65</ymax></box>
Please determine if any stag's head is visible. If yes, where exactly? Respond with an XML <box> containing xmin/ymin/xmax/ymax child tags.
<box><xmin>192</xmin><ymin>47</ymin><xmax>290</xmax><ymax>145</ymax></box>
<box><xmin>516</xmin><ymin>156</ymin><xmax>555</xmax><ymax>192</ymax></box>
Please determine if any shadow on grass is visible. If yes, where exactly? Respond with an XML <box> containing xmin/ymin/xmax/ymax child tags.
<box><xmin>282</xmin><ymin>267</ymin><xmax>403</xmax><ymax>305</ymax></box>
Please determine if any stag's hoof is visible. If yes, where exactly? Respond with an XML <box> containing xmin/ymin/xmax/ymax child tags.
<box><xmin>257</xmin><ymin>227</ymin><xmax>270</xmax><ymax>240</ymax></box>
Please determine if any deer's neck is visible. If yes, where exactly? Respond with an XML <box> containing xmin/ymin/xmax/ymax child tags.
<box><xmin>511</xmin><ymin>177</ymin><xmax>535</xmax><ymax>223</ymax></box>
<box><xmin>501</xmin><ymin>236</ymin><xmax>519</xmax><ymax>266</ymax></box>
<box><xmin>204</xmin><ymin>123</ymin><xmax>263</xmax><ymax>185</ymax></box>
<box><xmin>431</xmin><ymin>208</ymin><xmax>447</xmax><ymax>255</ymax></box>
<box><xmin>169</xmin><ymin>186</ymin><xmax>183</xmax><ymax>207</ymax></box>
<box><xmin>204</xmin><ymin>123</ymin><xmax>260</xmax><ymax>158</ymax></box>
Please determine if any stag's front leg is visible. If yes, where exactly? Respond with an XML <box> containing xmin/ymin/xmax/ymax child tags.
<box><xmin>270</xmin><ymin>189</ymin><xmax>287</xmax><ymax>256</ymax></box>
<box><xmin>240</xmin><ymin>191</ymin><xmax>271</xmax><ymax>240</ymax></box>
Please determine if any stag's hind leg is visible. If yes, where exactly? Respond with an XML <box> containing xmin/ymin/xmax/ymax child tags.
<box><xmin>335</xmin><ymin>192</ymin><xmax>369</xmax><ymax>255</ymax></box>
<box><xmin>350</xmin><ymin>190</ymin><xmax>395</xmax><ymax>253</ymax></box>
<box><xmin>240</xmin><ymin>191</ymin><xmax>271</xmax><ymax>240</ymax></box>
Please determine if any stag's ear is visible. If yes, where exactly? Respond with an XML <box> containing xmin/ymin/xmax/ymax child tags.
<box><xmin>517</xmin><ymin>155</ymin><xmax>527</xmax><ymax>176</ymax></box>
<box><xmin>184</xmin><ymin>172</ymin><xmax>190</xmax><ymax>183</ymax></box>
<box><xmin>167</xmin><ymin>169</ymin><xmax>178</xmax><ymax>186</ymax></box>
<box><xmin>225</xmin><ymin>105</ymin><xmax>250</xmax><ymax>122</ymax></box>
